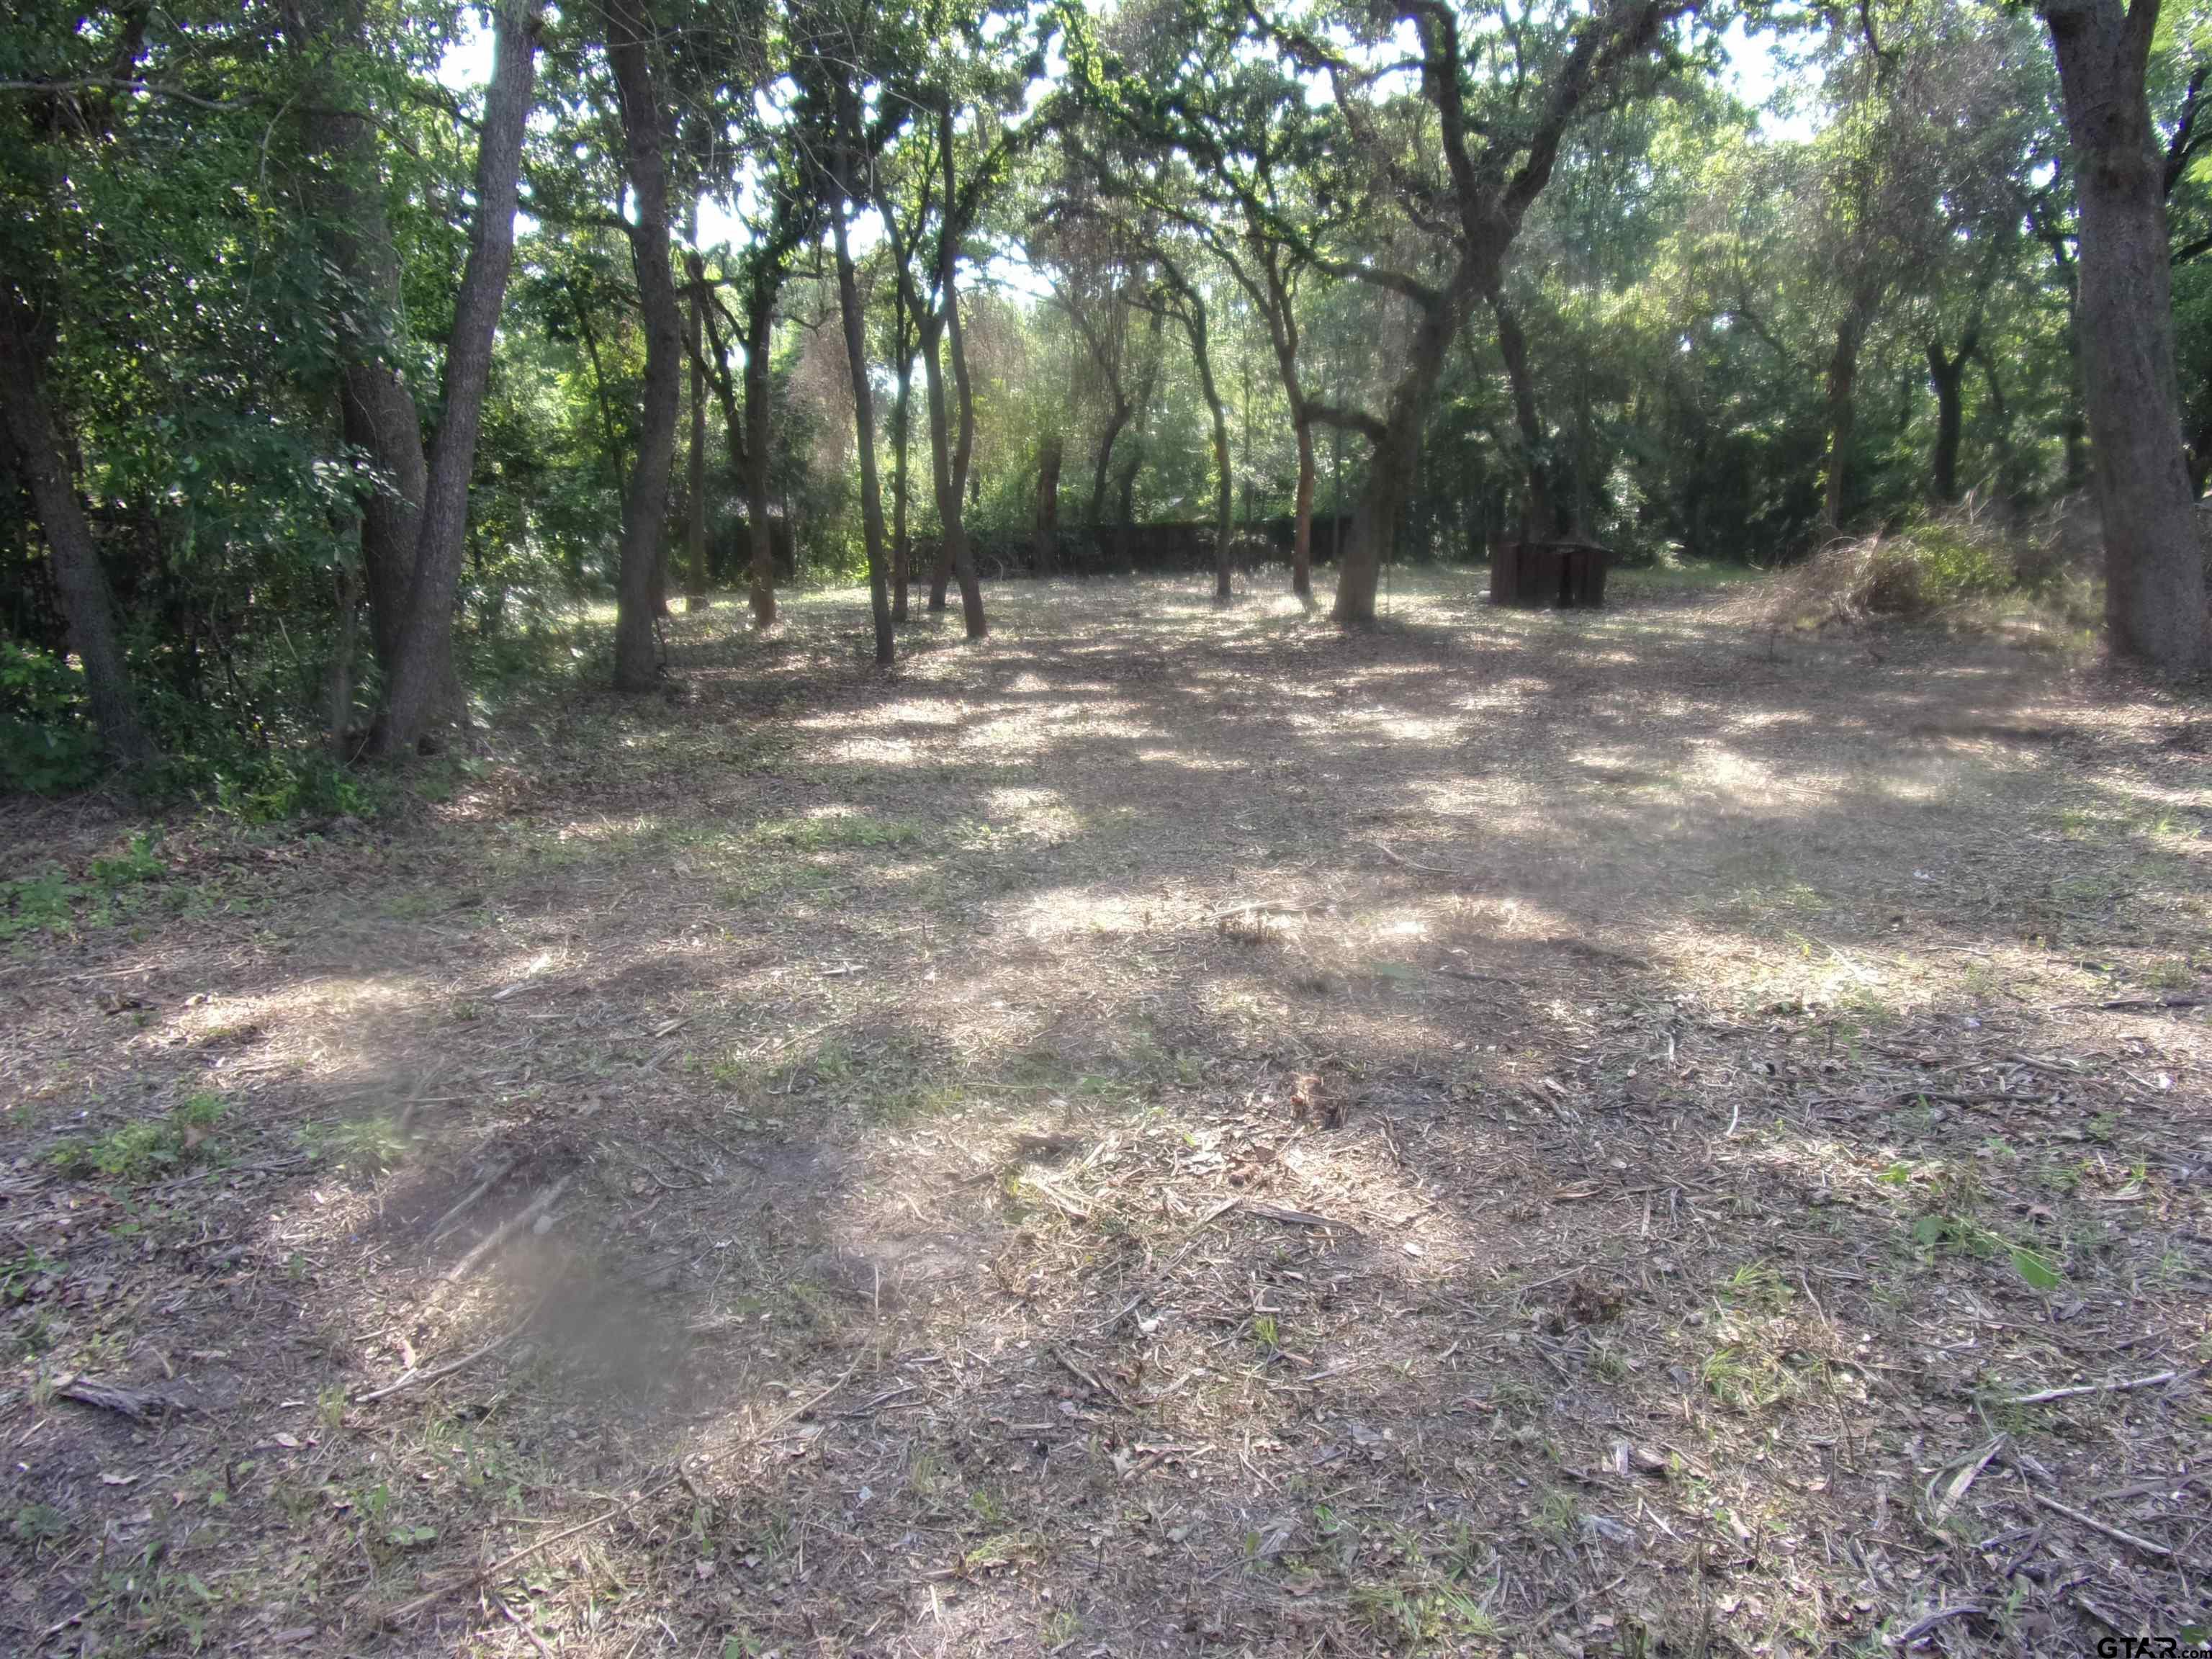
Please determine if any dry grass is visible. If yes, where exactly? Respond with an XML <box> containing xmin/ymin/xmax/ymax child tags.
<box><xmin>1</xmin><ymin>566</ymin><xmax>2207</xmax><ymax>1658</ymax></box>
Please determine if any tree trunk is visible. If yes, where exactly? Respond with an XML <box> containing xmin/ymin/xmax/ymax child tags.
<box><xmin>325</xmin><ymin>562</ymin><xmax>361</xmax><ymax>753</ymax></box>
<box><xmin>1488</xmin><ymin>289</ymin><xmax>1553</xmax><ymax>538</ymax></box>
<box><xmin>371</xmin><ymin>0</ymin><xmax>540</xmax><ymax>755</ymax></box>
<box><xmin>1334</xmin><ymin>287</ymin><xmax>1469</xmax><ymax>624</ymax></box>
<box><xmin>2041</xmin><ymin>0</ymin><xmax>2208</xmax><ymax>671</ymax></box>
<box><xmin>1033</xmin><ymin>435</ymin><xmax>1061</xmax><ymax>577</ymax></box>
<box><xmin>1168</xmin><ymin>282</ymin><xmax>1233</xmax><ymax>601</ymax></box>
<box><xmin>1088</xmin><ymin>395</ymin><xmax>1132</xmax><ymax>527</ymax></box>
<box><xmin>605</xmin><ymin>0</ymin><xmax>681</xmax><ymax>693</ymax></box>
<box><xmin>938</xmin><ymin>105</ymin><xmax>985</xmax><ymax>639</ymax></box>
<box><xmin>891</xmin><ymin>295</ymin><xmax>913</xmax><ymax>620</ymax></box>
<box><xmin>1822</xmin><ymin>309</ymin><xmax>1867</xmax><ymax>537</ymax></box>
<box><xmin>744</xmin><ymin>283</ymin><xmax>778</xmax><ymax>627</ymax></box>
<box><xmin>920</xmin><ymin>317</ymin><xmax>955</xmax><ymax>611</ymax></box>
<box><xmin>685</xmin><ymin>253</ymin><xmax>709</xmax><ymax>610</ymax></box>
<box><xmin>282</xmin><ymin>0</ymin><xmax>427</xmax><ymax>683</ymax></box>
<box><xmin>1924</xmin><ymin>334</ymin><xmax>1972</xmax><ymax>503</ymax></box>
<box><xmin>1292</xmin><ymin>417</ymin><xmax>1315</xmax><ymax>601</ymax></box>
<box><xmin>831</xmin><ymin>154</ymin><xmax>894</xmax><ymax>666</ymax></box>
<box><xmin>0</xmin><ymin>295</ymin><xmax>156</xmax><ymax>767</ymax></box>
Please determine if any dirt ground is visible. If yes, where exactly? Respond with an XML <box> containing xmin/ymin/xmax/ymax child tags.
<box><xmin>2</xmin><ymin>567</ymin><xmax>2208</xmax><ymax>1658</ymax></box>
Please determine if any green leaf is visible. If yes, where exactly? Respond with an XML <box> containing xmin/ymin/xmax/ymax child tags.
<box><xmin>2010</xmin><ymin>1246</ymin><xmax>2062</xmax><ymax>1290</ymax></box>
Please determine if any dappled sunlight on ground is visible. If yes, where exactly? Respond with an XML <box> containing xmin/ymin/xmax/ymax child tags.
<box><xmin>1</xmin><ymin>570</ymin><xmax>2207</xmax><ymax>1657</ymax></box>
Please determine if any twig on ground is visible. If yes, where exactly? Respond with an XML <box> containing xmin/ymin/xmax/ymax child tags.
<box><xmin>500</xmin><ymin>1600</ymin><xmax>556</xmax><ymax>1659</ymax></box>
<box><xmin>1241</xmin><ymin>1200</ymin><xmax>1359</xmax><ymax>1234</ymax></box>
<box><xmin>426</xmin><ymin>1156</ymin><xmax>519</xmax><ymax>1244</ymax></box>
<box><xmin>444</xmin><ymin>1174</ymin><xmax>571</xmax><ymax>1282</ymax></box>
<box><xmin>1887</xmin><ymin>1604</ymin><xmax>1986</xmax><ymax>1647</ymax></box>
<box><xmin>2002</xmin><ymin>1369</ymin><xmax>2180</xmax><ymax>1407</ymax></box>
<box><xmin>2030</xmin><ymin>1490</ymin><xmax>2172</xmax><ymax>1557</ymax></box>
<box><xmin>351</xmin><ymin>1297</ymin><xmax>547</xmax><ymax>1405</ymax></box>
<box><xmin>1927</xmin><ymin>1436</ymin><xmax>2005</xmax><ymax>1524</ymax></box>
<box><xmin>1369</xmin><ymin>838</ymin><xmax>1474</xmax><ymax>880</ymax></box>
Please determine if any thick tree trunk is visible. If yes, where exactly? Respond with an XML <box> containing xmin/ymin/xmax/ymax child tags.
<box><xmin>1033</xmin><ymin>435</ymin><xmax>1061</xmax><ymax>577</ymax></box>
<box><xmin>832</xmin><ymin>184</ymin><xmax>894</xmax><ymax>666</ymax></box>
<box><xmin>372</xmin><ymin>0</ymin><xmax>539</xmax><ymax>755</ymax></box>
<box><xmin>1334</xmin><ymin>288</ymin><xmax>1468</xmax><ymax>624</ymax></box>
<box><xmin>605</xmin><ymin>0</ymin><xmax>681</xmax><ymax>693</ymax></box>
<box><xmin>1292</xmin><ymin>418</ymin><xmax>1316</xmax><ymax>601</ymax></box>
<box><xmin>1488</xmin><ymin>289</ymin><xmax>1554</xmax><ymax>538</ymax></box>
<box><xmin>282</xmin><ymin>0</ymin><xmax>427</xmax><ymax>683</ymax></box>
<box><xmin>685</xmin><ymin>253</ymin><xmax>709</xmax><ymax>611</ymax></box>
<box><xmin>744</xmin><ymin>286</ymin><xmax>778</xmax><ymax>627</ymax></box>
<box><xmin>0</xmin><ymin>296</ymin><xmax>156</xmax><ymax>767</ymax></box>
<box><xmin>2041</xmin><ymin>0</ymin><xmax>2208</xmax><ymax>671</ymax></box>
<box><xmin>1924</xmin><ymin>335</ymin><xmax>1972</xmax><ymax>503</ymax></box>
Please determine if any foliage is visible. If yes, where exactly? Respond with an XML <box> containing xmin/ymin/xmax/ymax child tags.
<box><xmin>1</xmin><ymin>0</ymin><xmax>2200</xmax><ymax>786</ymax></box>
<box><xmin>52</xmin><ymin>1092</ymin><xmax>227</xmax><ymax>1182</ymax></box>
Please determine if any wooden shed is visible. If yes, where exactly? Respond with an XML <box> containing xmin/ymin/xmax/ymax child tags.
<box><xmin>1489</xmin><ymin>540</ymin><xmax>1610</xmax><ymax>608</ymax></box>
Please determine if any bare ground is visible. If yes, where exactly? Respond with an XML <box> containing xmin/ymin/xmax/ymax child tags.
<box><xmin>2</xmin><ymin>567</ymin><xmax>2208</xmax><ymax>1658</ymax></box>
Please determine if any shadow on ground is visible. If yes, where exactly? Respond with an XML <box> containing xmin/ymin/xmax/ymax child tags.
<box><xmin>2</xmin><ymin>569</ymin><xmax>2206</xmax><ymax>1657</ymax></box>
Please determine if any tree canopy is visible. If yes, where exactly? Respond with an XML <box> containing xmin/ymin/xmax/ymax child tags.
<box><xmin>4</xmin><ymin>0</ymin><xmax>2208</xmax><ymax>790</ymax></box>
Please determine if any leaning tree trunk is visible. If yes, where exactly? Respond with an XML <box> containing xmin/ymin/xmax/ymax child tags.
<box><xmin>831</xmin><ymin>166</ymin><xmax>894</xmax><ymax>666</ymax></box>
<box><xmin>1033</xmin><ymin>435</ymin><xmax>1061</xmax><ymax>577</ymax></box>
<box><xmin>282</xmin><ymin>0</ymin><xmax>428</xmax><ymax>681</ymax></box>
<box><xmin>2041</xmin><ymin>0</ymin><xmax>2208</xmax><ymax>671</ymax></box>
<box><xmin>374</xmin><ymin>0</ymin><xmax>540</xmax><ymax>755</ymax></box>
<box><xmin>685</xmin><ymin>253</ymin><xmax>709</xmax><ymax>610</ymax></box>
<box><xmin>1088</xmin><ymin>395</ymin><xmax>1132</xmax><ymax>529</ymax></box>
<box><xmin>605</xmin><ymin>0</ymin><xmax>683</xmax><ymax>692</ymax></box>
<box><xmin>0</xmin><ymin>295</ymin><xmax>156</xmax><ymax>767</ymax></box>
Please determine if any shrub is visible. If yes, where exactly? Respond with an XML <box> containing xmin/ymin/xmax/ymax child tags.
<box><xmin>1771</xmin><ymin>499</ymin><xmax>2023</xmax><ymax>629</ymax></box>
<box><xmin>0</xmin><ymin>642</ymin><xmax>108</xmax><ymax>794</ymax></box>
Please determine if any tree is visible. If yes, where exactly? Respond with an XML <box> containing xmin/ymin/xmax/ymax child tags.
<box><xmin>2038</xmin><ymin>0</ymin><xmax>2208</xmax><ymax>671</ymax></box>
<box><xmin>374</xmin><ymin>0</ymin><xmax>543</xmax><ymax>753</ymax></box>
<box><xmin>1265</xmin><ymin>0</ymin><xmax>1692</xmax><ymax>623</ymax></box>
<box><xmin>0</xmin><ymin>294</ymin><xmax>156</xmax><ymax>766</ymax></box>
<box><xmin>602</xmin><ymin>0</ymin><xmax>684</xmax><ymax>693</ymax></box>
<box><xmin>1147</xmin><ymin>250</ymin><xmax>1235</xmax><ymax>598</ymax></box>
<box><xmin>827</xmin><ymin>79</ymin><xmax>896</xmax><ymax>664</ymax></box>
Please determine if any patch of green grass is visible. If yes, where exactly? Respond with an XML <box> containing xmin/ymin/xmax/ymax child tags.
<box><xmin>1719</xmin><ymin>1259</ymin><xmax>1794</xmax><ymax>1313</ymax></box>
<box><xmin>11</xmin><ymin>1501</ymin><xmax>68</xmax><ymax>1553</ymax></box>
<box><xmin>2143</xmin><ymin>956</ymin><xmax>2196</xmax><ymax>990</ymax></box>
<box><xmin>2</xmin><ymin>832</ymin><xmax>168</xmax><ymax>941</ymax></box>
<box><xmin>1350</xmin><ymin>1579</ymin><xmax>1498</xmax><ymax>1650</ymax></box>
<box><xmin>1700</xmin><ymin>1342</ymin><xmax>1802</xmax><ymax>1412</ymax></box>
<box><xmin>752</xmin><ymin>813</ymin><xmax>931</xmax><ymax>852</ymax></box>
<box><xmin>303</xmin><ymin>1115</ymin><xmax>411</xmax><ymax>1177</ymax></box>
<box><xmin>53</xmin><ymin>1092</ymin><xmax>225</xmax><ymax>1182</ymax></box>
